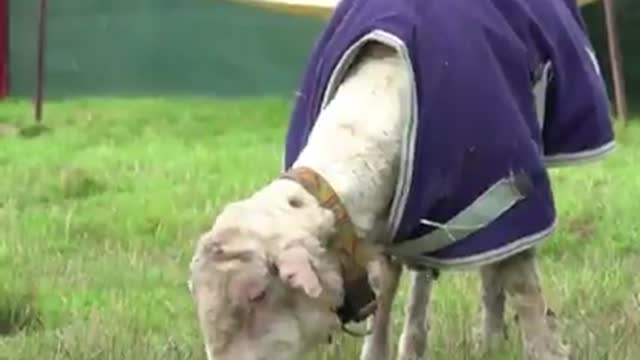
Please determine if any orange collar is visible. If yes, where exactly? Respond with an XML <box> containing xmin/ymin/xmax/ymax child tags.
<box><xmin>280</xmin><ymin>166</ymin><xmax>376</xmax><ymax>323</ymax></box>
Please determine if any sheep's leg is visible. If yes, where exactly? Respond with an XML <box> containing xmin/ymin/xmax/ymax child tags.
<box><xmin>397</xmin><ymin>270</ymin><xmax>434</xmax><ymax>360</ymax></box>
<box><xmin>476</xmin><ymin>264</ymin><xmax>508</xmax><ymax>354</ymax></box>
<box><xmin>360</xmin><ymin>256</ymin><xmax>403</xmax><ymax>360</ymax></box>
<box><xmin>498</xmin><ymin>249</ymin><xmax>569</xmax><ymax>360</ymax></box>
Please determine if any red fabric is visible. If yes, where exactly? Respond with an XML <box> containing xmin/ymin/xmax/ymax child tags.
<box><xmin>0</xmin><ymin>0</ymin><xmax>8</xmax><ymax>98</ymax></box>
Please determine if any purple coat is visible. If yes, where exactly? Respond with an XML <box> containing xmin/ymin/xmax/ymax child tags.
<box><xmin>284</xmin><ymin>0</ymin><xmax>615</xmax><ymax>268</ymax></box>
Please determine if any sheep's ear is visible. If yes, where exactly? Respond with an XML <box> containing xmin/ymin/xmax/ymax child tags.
<box><xmin>196</xmin><ymin>228</ymin><xmax>245</xmax><ymax>263</ymax></box>
<box><xmin>277</xmin><ymin>246</ymin><xmax>322</xmax><ymax>298</ymax></box>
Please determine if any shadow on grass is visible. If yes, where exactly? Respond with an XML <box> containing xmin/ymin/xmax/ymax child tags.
<box><xmin>18</xmin><ymin>124</ymin><xmax>52</xmax><ymax>139</ymax></box>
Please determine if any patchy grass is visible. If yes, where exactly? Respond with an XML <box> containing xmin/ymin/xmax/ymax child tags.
<box><xmin>0</xmin><ymin>98</ymin><xmax>638</xmax><ymax>359</ymax></box>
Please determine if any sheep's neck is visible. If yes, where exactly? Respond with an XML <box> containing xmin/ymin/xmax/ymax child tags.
<box><xmin>292</xmin><ymin>45</ymin><xmax>410</xmax><ymax>241</ymax></box>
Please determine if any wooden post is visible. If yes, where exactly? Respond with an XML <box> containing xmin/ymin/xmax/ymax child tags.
<box><xmin>35</xmin><ymin>0</ymin><xmax>48</xmax><ymax>122</ymax></box>
<box><xmin>603</xmin><ymin>0</ymin><xmax>627</xmax><ymax>124</ymax></box>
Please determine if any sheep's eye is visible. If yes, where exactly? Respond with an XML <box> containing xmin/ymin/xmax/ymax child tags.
<box><xmin>250</xmin><ymin>289</ymin><xmax>267</xmax><ymax>303</ymax></box>
<box><xmin>288</xmin><ymin>196</ymin><xmax>304</xmax><ymax>208</ymax></box>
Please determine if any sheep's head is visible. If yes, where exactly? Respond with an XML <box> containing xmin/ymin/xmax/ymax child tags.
<box><xmin>188</xmin><ymin>196</ymin><xmax>347</xmax><ymax>360</ymax></box>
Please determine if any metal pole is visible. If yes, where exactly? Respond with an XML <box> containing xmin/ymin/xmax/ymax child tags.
<box><xmin>603</xmin><ymin>0</ymin><xmax>627</xmax><ymax>124</ymax></box>
<box><xmin>0</xmin><ymin>0</ymin><xmax>8</xmax><ymax>99</ymax></box>
<box><xmin>35</xmin><ymin>0</ymin><xmax>48</xmax><ymax>123</ymax></box>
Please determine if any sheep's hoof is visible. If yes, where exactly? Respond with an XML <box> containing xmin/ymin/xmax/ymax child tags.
<box><xmin>472</xmin><ymin>322</ymin><xmax>508</xmax><ymax>356</ymax></box>
<box><xmin>397</xmin><ymin>329</ymin><xmax>428</xmax><ymax>360</ymax></box>
<box><xmin>360</xmin><ymin>353</ymin><xmax>390</xmax><ymax>360</ymax></box>
<box><xmin>523</xmin><ymin>333</ymin><xmax>570</xmax><ymax>360</ymax></box>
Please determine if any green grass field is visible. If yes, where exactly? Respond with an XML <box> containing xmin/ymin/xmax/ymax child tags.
<box><xmin>0</xmin><ymin>98</ymin><xmax>638</xmax><ymax>360</ymax></box>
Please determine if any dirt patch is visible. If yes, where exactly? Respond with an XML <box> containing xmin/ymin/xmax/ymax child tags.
<box><xmin>566</xmin><ymin>214</ymin><xmax>596</xmax><ymax>239</ymax></box>
<box><xmin>0</xmin><ymin>289</ymin><xmax>43</xmax><ymax>336</ymax></box>
<box><xmin>60</xmin><ymin>168</ymin><xmax>108</xmax><ymax>199</ymax></box>
<box><xmin>0</xmin><ymin>123</ymin><xmax>19</xmax><ymax>138</ymax></box>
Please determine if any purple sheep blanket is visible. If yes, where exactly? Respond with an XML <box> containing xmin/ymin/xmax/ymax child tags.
<box><xmin>284</xmin><ymin>0</ymin><xmax>615</xmax><ymax>268</ymax></box>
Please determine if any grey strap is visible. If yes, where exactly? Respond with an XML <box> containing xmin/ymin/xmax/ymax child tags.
<box><xmin>387</xmin><ymin>174</ymin><xmax>529</xmax><ymax>257</ymax></box>
<box><xmin>532</xmin><ymin>61</ymin><xmax>553</xmax><ymax>130</ymax></box>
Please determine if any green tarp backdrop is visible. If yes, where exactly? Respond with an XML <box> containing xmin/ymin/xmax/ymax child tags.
<box><xmin>9</xmin><ymin>0</ymin><xmax>324</xmax><ymax>98</ymax></box>
<box><xmin>8</xmin><ymin>0</ymin><xmax>640</xmax><ymax>111</ymax></box>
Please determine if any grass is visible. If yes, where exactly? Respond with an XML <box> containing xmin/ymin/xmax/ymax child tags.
<box><xmin>0</xmin><ymin>97</ymin><xmax>638</xmax><ymax>360</ymax></box>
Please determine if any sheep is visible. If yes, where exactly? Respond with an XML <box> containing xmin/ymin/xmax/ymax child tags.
<box><xmin>188</xmin><ymin>0</ymin><xmax>615</xmax><ymax>359</ymax></box>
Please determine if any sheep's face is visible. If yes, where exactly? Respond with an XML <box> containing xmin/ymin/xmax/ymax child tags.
<box><xmin>189</xmin><ymin>201</ymin><xmax>344</xmax><ymax>360</ymax></box>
